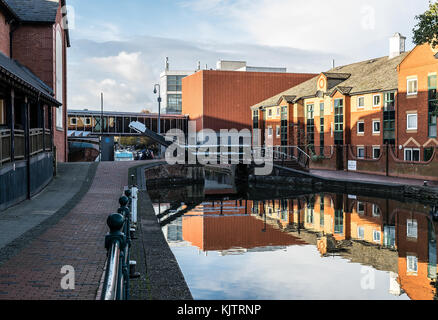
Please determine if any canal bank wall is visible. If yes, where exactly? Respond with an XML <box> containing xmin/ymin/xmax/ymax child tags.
<box><xmin>128</xmin><ymin>163</ymin><xmax>193</xmax><ymax>300</ymax></box>
<box><xmin>249</xmin><ymin>165</ymin><xmax>438</xmax><ymax>205</ymax></box>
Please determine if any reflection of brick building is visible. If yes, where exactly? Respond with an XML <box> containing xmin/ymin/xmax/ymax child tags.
<box><xmin>182</xmin><ymin>200</ymin><xmax>307</xmax><ymax>252</ymax></box>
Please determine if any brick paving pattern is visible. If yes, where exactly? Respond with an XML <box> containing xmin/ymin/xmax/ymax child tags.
<box><xmin>0</xmin><ymin>162</ymin><xmax>144</xmax><ymax>300</ymax></box>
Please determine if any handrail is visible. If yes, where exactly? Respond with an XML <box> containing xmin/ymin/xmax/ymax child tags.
<box><xmin>101</xmin><ymin>185</ymin><xmax>139</xmax><ymax>300</ymax></box>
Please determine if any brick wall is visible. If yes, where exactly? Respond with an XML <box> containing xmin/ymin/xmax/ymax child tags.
<box><xmin>398</xmin><ymin>43</ymin><xmax>438</xmax><ymax>160</ymax></box>
<box><xmin>11</xmin><ymin>4</ymin><xmax>68</xmax><ymax>162</ymax></box>
<box><xmin>0</xmin><ymin>11</ymin><xmax>10</xmax><ymax>57</ymax></box>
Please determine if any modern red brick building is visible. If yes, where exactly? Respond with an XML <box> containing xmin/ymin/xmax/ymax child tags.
<box><xmin>182</xmin><ymin>70</ymin><xmax>317</xmax><ymax>133</ymax></box>
<box><xmin>0</xmin><ymin>0</ymin><xmax>70</xmax><ymax>210</ymax></box>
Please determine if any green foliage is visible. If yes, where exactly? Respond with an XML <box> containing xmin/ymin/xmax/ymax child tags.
<box><xmin>413</xmin><ymin>1</ymin><xmax>438</xmax><ymax>47</ymax></box>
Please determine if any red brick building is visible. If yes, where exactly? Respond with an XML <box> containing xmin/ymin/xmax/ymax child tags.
<box><xmin>182</xmin><ymin>70</ymin><xmax>317</xmax><ymax>133</ymax></box>
<box><xmin>0</xmin><ymin>0</ymin><xmax>70</xmax><ymax>210</ymax></box>
<box><xmin>397</xmin><ymin>43</ymin><xmax>438</xmax><ymax>162</ymax></box>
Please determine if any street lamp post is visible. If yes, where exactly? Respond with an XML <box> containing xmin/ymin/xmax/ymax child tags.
<box><xmin>153</xmin><ymin>84</ymin><xmax>162</xmax><ymax>157</ymax></box>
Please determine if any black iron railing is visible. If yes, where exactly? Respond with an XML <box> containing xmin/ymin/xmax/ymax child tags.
<box><xmin>101</xmin><ymin>187</ymin><xmax>139</xmax><ymax>300</ymax></box>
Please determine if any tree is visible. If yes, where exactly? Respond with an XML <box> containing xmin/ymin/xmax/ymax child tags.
<box><xmin>141</xmin><ymin>108</ymin><xmax>151</xmax><ymax>114</ymax></box>
<box><xmin>413</xmin><ymin>1</ymin><xmax>438</xmax><ymax>47</ymax></box>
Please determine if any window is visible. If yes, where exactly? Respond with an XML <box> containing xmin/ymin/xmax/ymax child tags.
<box><xmin>268</xmin><ymin>109</ymin><xmax>272</xmax><ymax>118</ymax></box>
<box><xmin>357</xmin><ymin>202</ymin><xmax>365</xmax><ymax>214</ymax></box>
<box><xmin>334</xmin><ymin>99</ymin><xmax>344</xmax><ymax>145</ymax></box>
<box><xmin>70</xmin><ymin>117</ymin><xmax>77</xmax><ymax>125</ymax></box>
<box><xmin>276</xmin><ymin>125</ymin><xmax>281</xmax><ymax>137</ymax></box>
<box><xmin>84</xmin><ymin>117</ymin><xmax>91</xmax><ymax>126</ymax></box>
<box><xmin>357</xmin><ymin>227</ymin><xmax>365</xmax><ymax>240</ymax></box>
<box><xmin>372</xmin><ymin>204</ymin><xmax>381</xmax><ymax>217</ymax></box>
<box><xmin>167</xmin><ymin>75</ymin><xmax>186</xmax><ymax>92</ymax></box>
<box><xmin>268</xmin><ymin>126</ymin><xmax>273</xmax><ymax>137</ymax></box>
<box><xmin>167</xmin><ymin>94</ymin><xmax>182</xmax><ymax>113</ymax></box>
<box><xmin>56</xmin><ymin>26</ymin><xmax>63</xmax><ymax>129</ymax></box>
<box><xmin>307</xmin><ymin>104</ymin><xmax>314</xmax><ymax>119</ymax></box>
<box><xmin>407</xmin><ymin>113</ymin><xmax>418</xmax><ymax>130</ymax></box>
<box><xmin>373</xmin><ymin>120</ymin><xmax>381</xmax><ymax>134</ymax></box>
<box><xmin>357</xmin><ymin>147</ymin><xmax>365</xmax><ymax>159</ymax></box>
<box><xmin>404</xmin><ymin>148</ymin><xmax>420</xmax><ymax>162</ymax></box>
<box><xmin>373</xmin><ymin>94</ymin><xmax>381</xmax><ymax>107</ymax></box>
<box><xmin>407</xmin><ymin>78</ymin><xmax>418</xmax><ymax>96</ymax></box>
<box><xmin>357</xmin><ymin>96</ymin><xmax>365</xmax><ymax>108</ymax></box>
<box><xmin>383</xmin><ymin>92</ymin><xmax>396</xmax><ymax>145</ymax></box>
<box><xmin>407</xmin><ymin>255</ymin><xmax>418</xmax><ymax>274</ymax></box>
<box><xmin>407</xmin><ymin>219</ymin><xmax>418</xmax><ymax>238</ymax></box>
<box><xmin>373</xmin><ymin>230</ymin><xmax>381</xmax><ymax>243</ymax></box>
<box><xmin>357</xmin><ymin>121</ymin><xmax>365</xmax><ymax>134</ymax></box>
<box><xmin>277</xmin><ymin>108</ymin><xmax>281</xmax><ymax>116</ymax></box>
<box><xmin>373</xmin><ymin>147</ymin><xmax>381</xmax><ymax>159</ymax></box>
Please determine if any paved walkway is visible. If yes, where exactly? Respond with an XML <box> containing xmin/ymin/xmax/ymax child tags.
<box><xmin>0</xmin><ymin>161</ymin><xmax>154</xmax><ymax>300</ymax></box>
<box><xmin>310</xmin><ymin>169</ymin><xmax>438</xmax><ymax>188</ymax></box>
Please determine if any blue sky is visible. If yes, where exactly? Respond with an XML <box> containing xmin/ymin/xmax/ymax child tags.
<box><xmin>66</xmin><ymin>0</ymin><xmax>431</xmax><ymax>112</ymax></box>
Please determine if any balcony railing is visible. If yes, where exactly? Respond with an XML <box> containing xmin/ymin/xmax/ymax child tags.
<box><xmin>0</xmin><ymin>129</ymin><xmax>11</xmax><ymax>165</ymax></box>
<box><xmin>14</xmin><ymin>129</ymin><xmax>25</xmax><ymax>160</ymax></box>
<box><xmin>44</xmin><ymin>129</ymin><xmax>52</xmax><ymax>151</ymax></box>
<box><xmin>30</xmin><ymin>129</ymin><xmax>44</xmax><ymax>156</ymax></box>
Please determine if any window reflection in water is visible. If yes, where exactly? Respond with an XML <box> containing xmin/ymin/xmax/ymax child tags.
<box><xmin>150</xmin><ymin>175</ymin><xmax>438</xmax><ymax>300</ymax></box>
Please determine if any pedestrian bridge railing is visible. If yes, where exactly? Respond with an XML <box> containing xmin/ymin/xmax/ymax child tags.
<box><xmin>101</xmin><ymin>185</ymin><xmax>139</xmax><ymax>300</ymax></box>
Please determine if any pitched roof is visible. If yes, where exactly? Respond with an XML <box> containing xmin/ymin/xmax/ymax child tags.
<box><xmin>4</xmin><ymin>0</ymin><xmax>59</xmax><ymax>22</ymax></box>
<box><xmin>0</xmin><ymin>51</ymin><xmax>60</xmax><ymax>105</ymax></box>
<box><xmin>4</xmin><ymin>0</ymin><xmax>71</xmax><ymax>47</ymax></box>
<box><xmin>251</xmin><ymin>53</ymin><xmax>409</xmax><ymax>110</ymax></box>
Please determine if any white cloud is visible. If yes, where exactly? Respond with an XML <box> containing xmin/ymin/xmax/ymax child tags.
<box><xmin>182</xmin><ymin>0</ymin><xmax>430</xmax><ymax>60</ymax></box>
<box><xmin>67</xmin><ymin>36</ymin><xmax>341</xmax><ymax>112</ymax></box>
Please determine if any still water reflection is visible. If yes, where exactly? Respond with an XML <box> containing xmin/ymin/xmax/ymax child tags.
<box><xmin>150</xmin><ymin>171</ymin><xmax>438</xmax><ymax>300</ymax></box>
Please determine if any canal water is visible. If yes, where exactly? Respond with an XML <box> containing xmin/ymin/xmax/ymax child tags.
<box><xmin>149</xmin><ymin>170</ymin><xmax>438</xmax><ymax>300</ymax></box>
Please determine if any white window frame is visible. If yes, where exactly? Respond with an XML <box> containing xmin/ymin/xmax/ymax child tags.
<box><xmin>84</xmin><ymin>117</ymin><xmax>91</xmax><ymax>125</ymax></box>
<box><xmin>357</xmin><ymin>121</ymin><xmax>365</xmax><ymax>134</ymax></box>
<box><xmin>267</xmin><ymin>126</ymin><xmax>273</xmax><ymax>137</ymax></box>
<box><xmin>372</xmin><ymin>120</ymin><xmax>381</xmax><ymax>134</ymax></box>
<box><xmin>372</xmin><ymin>204</ymin><xmax>381</xmax><ymax>217</ymax></box>
<box><xmin>357</xmin><ymin>146</ymin><xmax>365</xmax><ymax>159</ymax></box>
<box><xmin>268</xmin><ymin>109</ymin><xmax>272</xmax><ymax>118</ymax></box>
<box><xmin>277</xmin><ymin>107</ymin><xmax>281</xmax><ymax>116</ymax></box>
<box><xmin>407</xmin><ymin>113</ymin><xmax>418</xmax><ymax>131</ymax></box>
<box><xmin>276</xmin><ymin>125</ymin><xmax>281</xmax><ymax>138</ymax></box>
<box><xmin>404</xmin><ymin>148</ymin><xmax>420</xmax><ymax>162</ymax></box>
<box><xmin>373</xmin><ymin>230</ymin><xmax>381</xmax><ymax>243</ymax></box>
<box><xmin>373</xmin><ymin>94</ymin><xmax>381</xmax><ymax>107</ymax></box>
<box><xmin>357</xmin><ymin>96</ymin><xmax>365</xmax><ymax>109</ymax></box>
<box><xmin>407</xmin><ymin>219</ymin><xmax>418</xmax><ymax>239</ymax></box>
<box><xmin>407</xmin><ymin>78</ymin><xmax>418</xmax><ymax>96</ymax></box>
<box><xmin>372</xmin><ymin>147</ymin><xmax>381</xmax><ymax>159</ymax></box>
<box><xmin>357</xmin><ymin>227</ymin><xmax>365</xmax><ymax>240</ymax></box>
<box><xmin>407</xmin><ymin>255</ymin><xmax>418</xmax><ymax>274</ymax></box>
<box><xmin>70</xmin><ymin>117</ymin><xmax>77</xmax><ymax>126</ymax></box>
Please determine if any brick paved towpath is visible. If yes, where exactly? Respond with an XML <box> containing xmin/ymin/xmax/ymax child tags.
<box><xmin>0</xmin><ymin>161</ymin><xmax>157</xmax><ymax>300</ymax></box>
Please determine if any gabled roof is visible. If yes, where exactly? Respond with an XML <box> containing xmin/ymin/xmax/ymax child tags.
<box><xmin>4</xmin><ymin>0</ymin><xmax>70</xmax><ymax>47</ymax></box>
<box><xmin>5</xmin><ymin>0</ymin><xmax>59</xmax><ymax>23</ymax></box>
<box><xmin>0</xmin><ymin>51</ymin><xmax>60</xmax><ymax>105</ymax></box>
<box><xmin>0</xmin><ymin>0</ymin><xmax>18</xmax><ymax>20</ymax></box>
<box><xmin>322</xmin><ymin>72</ymin><xmax>351</xmax><ymax>80</ymax></box>
<box><xmin>251</xmin><ymin>52</ymin><xmax>409</xmax><ymax>110</ymax></box>
<box><xmin>277</xmin><ymin>95</ymin><xmax>297</xmax><ymax>104</ymax></box>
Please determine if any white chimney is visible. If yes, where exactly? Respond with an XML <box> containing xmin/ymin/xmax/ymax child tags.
<box><xmin>389</xmin><ymin>33</ymin><xmax>406</xmax><ymax>59</ymax></box>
